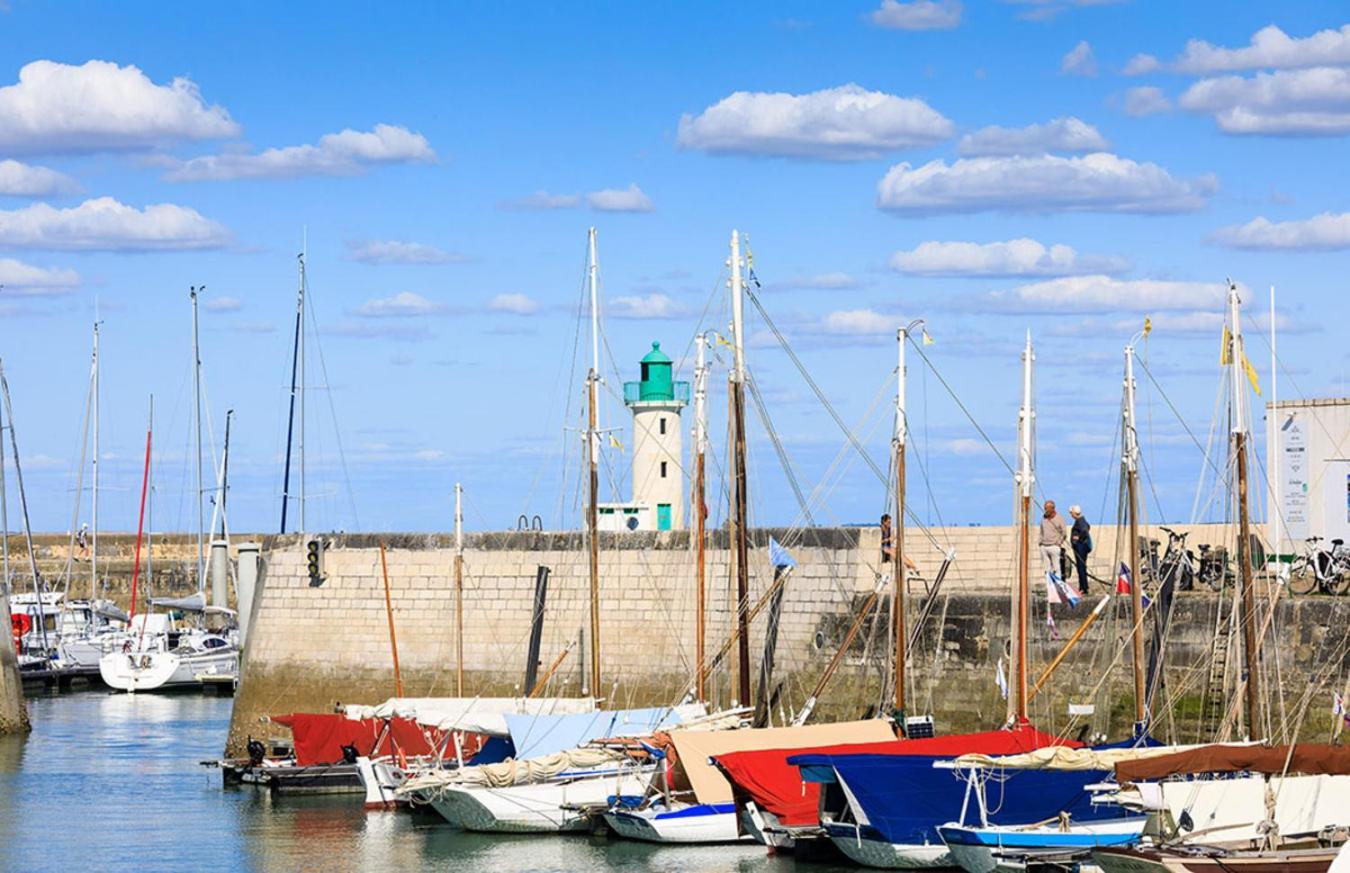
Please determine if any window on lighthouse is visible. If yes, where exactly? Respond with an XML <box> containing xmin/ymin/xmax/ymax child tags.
<box><xmin>660</xmin><ymin>461</ymin><xmax>668</xmax><ymax>478</ymax></box>
<box><xmin>659</xmin><ymin>417</ymin><xmax>667</xmax><ymax>435</ymax></box>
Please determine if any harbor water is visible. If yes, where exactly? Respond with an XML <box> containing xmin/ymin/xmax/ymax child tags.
<box><xmin>0</xmin><ymin>691</ymin><xmax>847</xmax><ymax>872</ymax></box>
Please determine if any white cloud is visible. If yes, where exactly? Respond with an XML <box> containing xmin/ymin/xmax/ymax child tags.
<box><xmin>770</xmin><ymin>272</ymin><xmax>862</xmax><ymax>290</ymax></box>
<box><xmin>987</xmin><ymin>275</ymin><xmax>1232</xmax><ymax>313</ymax></box>
<box><xmin>677</xmin><ymin>84</ymin><xmax>954</xmax><ymax>160</ymax></box>
<box><xmin>1171</xmin><ymin>24</ymin><xmax>1350</xmax><ymax>75</ymax></box>
<box><xmin>230</xmin><ymin>320</ymin><xmax>276</xmax><ymax>335</ymax></box>
<box><xmin>332</xmin><ymin>320</ymin><xmax>434</xmax><ymax>341</ymax></box>
<box><xmin>0</xmin><ymin>60</ymin><xmax>238</xmax><ymax>154</ymax></box>
<box><xmin>0</xmin><ymin>257</ymin><xmax>79</xmax><ymax>294</ymax></box>
<box><xmin>346</xmin><ymin>239</ymin><xmax>463</xmax><ymax>265</ymax></box>
<box><xmin>586</xmin><ymin>183</ymin><xmax>654</xmax><ymax>213</ymax></box>
<box><xmin>1122</xmin><ymin>54</ymin><xmax>1161</xmax><ymax>76</ymax></box>
<box><xmin>1006</xmin><ymin>0</ymin><xmax>1124</xmax><ymax>23</ymax></box>
<box><xmin>164</xmin><ymin>124</ymin><xmax>435</xmax><ymax>181</ymax></box>
<box><xmin>943</xmin><ymin>437</ymin><xmax>986</xmax><ymax>455</ymax></box>
<box><xmin>1123</xmin><ymin>86</ymin><xmax>1172</xmax><ymax>117</ymax></box>
<box><xmin>1179</xmin><ymin>67</ymin><xmax>1350</xmax><ymax>135</ymax></box>
<box><xmin>1060</xmin><ymin>41</ymin><xmax>1098</xmax><ymax>77</ymax></box>
<box><xmin>819</xmin><ymin>308</ymin><xmax>893</xmax><ymax>335</ymax></box>
<box><xmin>877</xmin><ymin>153</ymin><xmax>1215</xmax><ymax>214</ymax></box>
<box><xmin>500</xmin><ymin>190</ymin><xmax>581</xmax><ymax>210</ymax></box>
<box><xmin>0</xmin><ymin>159</ymin><xmax>80</xmax><ymax>197</ymax></box>
<box><xmin>891</xmin><ymin>238</ymin><xmax>1129</xmax><ymax>277</ymax></box>
<box><xmin>0</xmin><ymin>197</ymin><xmax>230</xmax><ymax>251</ymax></box>
<box><xmin>868</xmin><ymin>0</ymin><xmax>962</xmax><ymax>30</ymax></box>
<box><xmin>609</xmin><ymin>293</ymin><xmax>684</xmax><ymax>319</ymax></box>
<box><xmin>1211</xmin><ymin>212</ymin><xmax>1350</xmax><ymax>251</ymax></box>
<box><xmin>957</xmin><ymin>116</ymin><xmax>1108</xmax><ymax>156</ymax></box>
<box><xmin>203</xmin><ymin>296</ymin><xmax>242</xmax><ymax>312</ymax></box>
<box><xmin>488</xmin><ymin>292</ymin><xmax>540</xmax><ymax>315</ymax></box>
<box><xmin>355</xmin><ymin>291</ymin><xmax>447</xmax><ymax>317</ymax></box>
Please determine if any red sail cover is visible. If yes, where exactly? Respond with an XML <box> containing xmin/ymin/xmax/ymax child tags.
<box><xmin>712</xmin><ymin>725</ymin><xmax>1078</xmax><ymax>828</ymax></box>
<box><xmin>271</xmin><ymin>713</ymin><xmax>445</xmax><ymax>766</ymax></box>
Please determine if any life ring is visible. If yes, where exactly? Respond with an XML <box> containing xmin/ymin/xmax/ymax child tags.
<box><xmin>10</xmin><ymin>612</ymin><xmax>31</xmax><ymax>638</ymax></box>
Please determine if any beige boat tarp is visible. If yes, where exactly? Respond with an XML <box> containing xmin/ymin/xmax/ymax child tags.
<box><xmin>951</xmin><ymin>743</ymin><xmax>1220</xmax><ymax>772</ymax></box>
<box><xmin>669</xmin><ymin>719</ymin><xmax>897</xmax><ymax>805</ymax></box>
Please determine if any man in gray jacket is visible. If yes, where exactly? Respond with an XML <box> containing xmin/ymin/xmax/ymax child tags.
<box><xmin>1039</xmin><ymin>500</ymin><xmax>1068</xmax><ymax>579</ymax></box>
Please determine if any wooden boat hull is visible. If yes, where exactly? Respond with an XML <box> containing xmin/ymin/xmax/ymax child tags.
<box><xmin>1094</xmin><ymin>845</ymin><xmax>1342</xmax><ymax>873</ymax></box>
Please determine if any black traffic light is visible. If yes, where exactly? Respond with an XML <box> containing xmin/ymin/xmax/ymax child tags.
<box><xmin>306</xmin><ymin>539</ymin><xmax>325</xmax><ymax>586</ymax></box>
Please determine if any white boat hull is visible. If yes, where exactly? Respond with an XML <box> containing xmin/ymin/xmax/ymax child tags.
<box><xmin>425</xmin><ymin>770</ymin><xmax>651</xmax><ymax>833</ymax></box>
<box><xmin>99</xmin><ymin>648</ymin><xmax>237</xmax><ymax>692</ymax></box>
<box><xmin>941</xmin><ymin>819</ymin><xmax>1147</xmax><ymax>873</ymax></box>
<box><xmin>826</xmin><ymin>824</ymin><xmax>954</xmax><ymax>869</ymax></box>
<box><xmin>604</xmin><ymin>803</ymin><xmax>748</xmax><ymax>844</ymax></box>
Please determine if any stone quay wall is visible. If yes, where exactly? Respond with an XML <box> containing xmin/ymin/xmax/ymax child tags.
<box><xmin>225</xmin><ymin>522</ymin><xmax>1350</xmax><ymax>756</ymax></box>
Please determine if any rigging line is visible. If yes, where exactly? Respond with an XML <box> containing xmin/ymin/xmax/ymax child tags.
<box><xmin>1134</xmin><ymin>355</ymin><xmax>1228</xmax><ymax>484</ymax></box>
<box><xmin>746</xmin><ymin>371</ymin><xmax>813</xmax><ymax>527</ymax></box>
<box><xmin>60</xmin><ymin>360</ymin><xmax>95</xmax><ymax>591</ymax></box>
<box><xmin>908</xmin><ymin>339</ymin><xmax>1015</xmax><ymax>477</ymax></box>
<box><xmin>305</xmin><ymin>288</ymin><xmax>361</xmax><ymax>531</ymax></box>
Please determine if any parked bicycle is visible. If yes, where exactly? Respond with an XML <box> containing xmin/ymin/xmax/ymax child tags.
<box><xmin>1157</xmin><ymin>527</ymin><xmax>1197</xmax><ymax>592</ymax></box>
<box><xmin>1289</xmin><ymin>536</ymin><xmax>1350</xmax><ymax>596</ymax></box>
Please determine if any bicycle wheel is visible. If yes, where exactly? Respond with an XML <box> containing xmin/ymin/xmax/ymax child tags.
<box><xmin>1203</xmin><ymin>564</ymin><xmax>1226</xmax><ymax>592</ymax></box>
<box><xmin>1329</xmin><ymin>569</ymin><xmax>1350</xmax><ymax>597</ymax></box>
<box><xmin>1288</xmin><ymin>559</ymin><xmax>1317</xmax><ymax>595</ymax></box>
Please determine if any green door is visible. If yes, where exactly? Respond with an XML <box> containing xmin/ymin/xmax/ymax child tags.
<box><xmin>657</xmin><ymin>503</ymin><xmax>672</xmax><ymax>531</ymax></box>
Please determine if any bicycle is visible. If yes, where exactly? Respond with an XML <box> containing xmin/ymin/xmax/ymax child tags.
<box><xmin>1157</xmin><ymin>527</ymin><xmax>1197</xmax><ymax>592</ymax></box>
<box><xmin>1289</xmin><ymin>536</ymin><xmax>1350</xmax><ymax>596</ymax></box>
<box><xmin>1195</xmin><ymin>543</ymin><xmax>1233</xmax><ymax>592</ymax></box>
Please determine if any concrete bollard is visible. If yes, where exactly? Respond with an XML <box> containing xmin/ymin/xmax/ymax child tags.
<box><xmin>209</xmin><ymin>539</ymin><xmax>229</xmax><ymax>611</ymax></box>
<box><xmin>0</xmin><ymin>587</ymin><xmax>31</xmax><ymax>734</ymax></box>
<box><xmin>236</xmin><ymin>542</ymin><xmax>260</xmax><ymax>651</ymax></box>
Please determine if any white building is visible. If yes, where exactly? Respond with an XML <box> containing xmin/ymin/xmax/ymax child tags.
<box><xmin>1266</xmin><ymin>397</ymin><xmax>1350</xmax><ymax>554</ymax></box>
<box><xmin>597</xmin><ymin>342</ymin><xmax>689</xmax><ymax>532</ymax></box>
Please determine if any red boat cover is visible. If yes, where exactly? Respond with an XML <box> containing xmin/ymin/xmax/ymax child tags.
<box><xmin>270</xmin><ymin>713</ymin><xmax>445</xmax><ymax>766</ymax></box>
<box><xmin>712</xmin><ymin>725</ymin><xmax>1079</xmax><ymax>828</ymax></box>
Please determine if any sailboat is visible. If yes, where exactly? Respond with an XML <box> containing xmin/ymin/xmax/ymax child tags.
<box><xmin>99</xmin><ymin>289</ymin><xmax>239</xmax><ymax>692</ymax></box>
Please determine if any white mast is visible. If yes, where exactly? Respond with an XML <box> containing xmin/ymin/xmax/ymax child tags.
<box><xmin>91</xmin><ymin>320</ymin><xmax>100</xmax><ymax>602</ymax></box>
<box><xmin>1270</xmin><ymin>285</ymin><xmax>1282</xmax><ymax>574</ymax></box>
<box><xmin>299</xmin><ymin>241</ymin><xmax>307</xmax><ymax>539</ymax></box>
<box><xmin>190</xmin><ymin>287</ymin><xmax>205</xmax><ymax>594</ymax></box>
<box><xmin>1011</xmin><ymin>331</ymin><xmax>1035</xmax><ymax>725</ymax></box>
<box><xmin>728</xmin><ymin>229</ymin><xmax>751</xmax><ymax>705</ymax></box>
<box><xmin>693</xmin><ymin>331</ymin><xmax>710</xmax><ymax>702</ymax></box>
<box><xmin>454</xmin><ymin>481</ymin><xmax>464</xmax><ymax>697</ymax></box>
<box><xmin>1123</xmin><ymin>341</ymin><xmax>1147</xmax><ymax>730</ymax></box>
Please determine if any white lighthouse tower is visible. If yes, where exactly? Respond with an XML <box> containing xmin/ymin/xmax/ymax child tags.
<box><xmin>620</xmin><ymin>341</ymin><xmax>689</xmax><ymax>531</ymax></box>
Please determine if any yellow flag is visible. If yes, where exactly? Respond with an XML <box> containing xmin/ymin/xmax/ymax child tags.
<box><xmin>715</xmin><ymin>332</ymin><xmax>733</xmax><ymax>348</ymax></box>
<box><xmin>921</xmin><ymin>329</ymin><xmax>935</xmax><ymax>346</ymax></box>
<box><xmin>1242</xmin><ymin>353</ymin><xmax>1261</xmax><ymax>396</ymax></box>
<box><xmin>1143</xmin><ymin>317</ymin><xmax>1152</xmax><ymax>337</ymax></box>
<box><xmin>1220</xmin><ymin>325</ymin><xmax>1233</xmax><ymax>365</ymax></box>
<box><xmin>608</xmin><ymin>434</ymin><xmax>624</xmax><ymax>451</ymax></box>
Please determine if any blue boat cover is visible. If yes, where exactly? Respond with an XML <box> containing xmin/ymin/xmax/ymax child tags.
<box><xmin>788</xmin><ymin>737</ymin><xmax>1157</xmax><ymax>848</ymax></box>
<box><xmin>504</xmin><ymin>707</ymin><xmax>686</xmax><ymax>760</ymax></box>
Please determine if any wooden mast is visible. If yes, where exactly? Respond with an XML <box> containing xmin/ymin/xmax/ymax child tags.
<box><xmin>1013</xmin><ymin>332</ymin><xmax>1035</xmax><ymax>726</ymax></box>
<box><xmin>729</xmin><ymin>230</ymin><xmax>752</xmax><ymax>706</ymax></box>
<box><xmin>1123</xmin><ymin>343</ymin><xmax>1148</xmax><ymax>731</ymax></box>
<box><xmin>1229</xmin><ymin>282</ymin><xmax>1262</xmax><ymax>740</ymax></box>
<box><xmin>693</xmin><ymin>332</ymin><xmax>710</xmax><ymax>702</ymax></box>
<box><xmin>586</xmin><ymin>227</ymin><xmax>602</xmax><ymax>697</ymax></box>
<box><xmin>892</xmin><ymin>324</ymin><xmax>913</xmax><ymax>721</ymax></box>
<box><xmin>454</xmin><ymin>482</ymin><xmax>465</xmax><ymax>696</ymax></box>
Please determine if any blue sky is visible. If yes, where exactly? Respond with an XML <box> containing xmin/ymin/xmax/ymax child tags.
<box><xmin>0</xmin><ymin>1</ymin><xmax>1347</xmax><ymax>536</ymax></box>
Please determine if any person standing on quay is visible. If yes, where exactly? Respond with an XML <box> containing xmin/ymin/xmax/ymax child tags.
<box><xmin>1069</xmin><ymin>505</ymin><xmax>1092</xmax><ymax>595</ymax></box>
<box><xmin>1039</xmin><ymin>500</ymin><xmax>1068</xmax><ymax>580</ymax></box>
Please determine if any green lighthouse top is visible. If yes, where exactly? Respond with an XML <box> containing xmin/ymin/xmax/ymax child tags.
<box><xmin>624</xmin><ymin>341</ymin><xmax>690</xmax><ymax>405</ymax></box>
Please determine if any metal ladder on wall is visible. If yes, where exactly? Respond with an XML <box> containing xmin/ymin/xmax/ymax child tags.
<box><xmin>1200</xmin><ymin>597</ymin><xmax>1236</xmax><ymax>735</ymax></box>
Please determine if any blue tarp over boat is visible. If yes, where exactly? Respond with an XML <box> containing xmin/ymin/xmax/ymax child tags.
<box><xmin>504</xmin><ymin>705</ymin><xmax>696</xmax><ymax>760</ymax></box>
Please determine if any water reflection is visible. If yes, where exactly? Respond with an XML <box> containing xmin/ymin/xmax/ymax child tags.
<box><xmin>11</xmin><ymin>693</ymin><xmax>848</xmax><ymax>872</ymax></box>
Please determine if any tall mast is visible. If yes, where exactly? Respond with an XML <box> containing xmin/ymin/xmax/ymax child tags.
<box><xmin>693</xmin><ymin>332</ymin><xmax>709</xmax><ymax>702</ymax></box>
<box><xmin>1123</xmin><ymin>343</ymin><xmax>1147</xmax><ymax>731</ymax></box>
<box><xmin>280</xmin><ymin>253</ymin><xmax>304</xmax><ymax>534</ymax></box>
<box><xmin>454</xmin><ymin>482</ymin><xmax>465</xmax><ymax>697</ymax></box>
<box><xmin>91</xmin><ymin>320</ymin><xmax>100</xmax><ymax>602</ymax></box>
<box><xmin>218</xmin><ymin>409</ymin><xmax>233</xmax><ymax>539</ymax></box>
<box><xmin>0</xmin><ymin>363</ymin><xmax>48</xmax><ymax>652</ymax></box>
<box><xmin>729</xmin><ymin>229</ymin><xmax>752</xmax><ymax>706</ymax></box>
<box><xmin>0</xmin><ymin>373</ymin><xmax>8</xmax><ymax>598</ymax></box>
<box><xmin>1270</xmin><ymin>286</ymin><xmax>1281</xmax><ymax>574</ymax></box>
<box><xmin>1013</xmin><ymin>332</ymin><xmax>1035</xmax><ymax>726</ymax></box>
<box><xmin>1229</xmin><ymin>282</ymin><xmax>1262</xmax><ymax>740</ymax></box>
<box><xmin>190</xmin><ymin>287</ymin><xmax>205</xmax><ymax>594</ymax></box>
<box><xmin>892</xmin><ymin>324</ymin><xmax>913</xmax><ymax>721</ymax></box>
<box><xmin>299</xmin><ymin>246</ymin><xmax>307</xmax><ymax>538</ymax></box>
<box><xmin>585</xmin><ymin>227</ymin><xmax>602</xmax><ymax>696</ymax></box>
